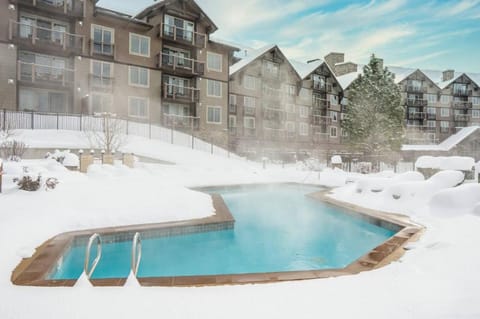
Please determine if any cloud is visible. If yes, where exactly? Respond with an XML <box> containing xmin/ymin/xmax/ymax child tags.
<box><xmin>393</xmin><ymin>50</ymin><xmax>450</xmax><ymax>67</ymax></box>
<box><xmin>436</xmin><ymin>0</ymin><xmax>480</xmax><ymax>17</ymax></box>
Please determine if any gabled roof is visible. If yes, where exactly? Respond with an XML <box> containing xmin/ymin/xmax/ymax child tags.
<box><xmin>336</xmin><ymin>65</ymin><xmax>364</xmax><ymax>90</ymax></box>
<box><xmin>229</xmin><ymin>44</ymin><xmax>276</xmax><ymax>76</ymax></box>
<box><xmin>402</xmin><ymin>126</ymin><xmax>480</xmax><ymax>152</ymax></box>
<box><xmin>135</xmin><ymin>0</ymin><xmax>218</xmax><ymax>33</ymax></box>
<box><xmin>290</xmin><ymin>59</ymin><xmax>323</xmax><ymax>80</ymax></box>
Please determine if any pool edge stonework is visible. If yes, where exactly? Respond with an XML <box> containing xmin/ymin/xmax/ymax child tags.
<box><xmin>11</xmin><ymin>185</ymin><xmax>424</xmax><ymax>287</ymax></box>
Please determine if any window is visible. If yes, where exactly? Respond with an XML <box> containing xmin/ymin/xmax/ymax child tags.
<box><xmin>408</xmin><ymin>80</ymin><xmax>422</xmax><ymax>90</ymax></box>
<box><xmin>426</xmin><ymin>107</ymin><xmax>436</xmax><ymax>115</ymax></box>
<box><xmin>440</xmin><ymin>108</ymin><xmax>450</xmax><ymax>117</ymax></box>
<box><xmin>164</xmin><ymin>14</ymin><xmax>194</xmax><ymax>42</ymax></box>
<box><xmin>330</xmin><ymin>126</ymin><xmax>337</xmax><ymax>138</ymax></box>
<box><xmin>440</xmin><ymin>121</ymin><xmax>450</xmax><ymax>128</ymax></box>
<box><xmin>299</xmin><ymin>106</ymin><xmax>309</xmax><ymax>118</ymax></box>
<box><xmin>453</xmin><ymin>83</ymin><xmax>467</xmax><ymax>95</ymax></box>
<box><xmin>207</xmin><ymin>106</ymin><xmax>221</xmax><ymax>124</ymax></box>
<box><xmin>426</xmin><ymin>94</ymin><xmax>437</xmax><ymax>105</ymax></box>
<box><xmin>284</xmin><ymin>84</ymin><xmax>296</xmax><ymax>96</ymax></box>
<box><xmin>244</xmin><ymin>96</ymin><xmax>256</xmax><ymax>108</ymax></box>
<box><xmin>472</xmin><ymin>97</ymin><xmax>480</xmax><ymax>105</ymax></box>
<box><xmin>286</xmin><ymin>104</ymin><xmax>295</xmax><ymax>113</ymax></box>
<box><xmin>244</xmin><ymin>75</ymin><xmax>257</xmax><ymax>90</ymax></box>
<box><xmin>313</xmin><ymin>74</ymin><xmax>326</xmax><ymax>90</ymax></box>
<box><xmin>229</xmin><ymin>115</ymin><xmax>237</xmax><ymax>127</ymax></box>
<box><xmin>91</xmin><ymin>93</ymin><xmax>113</xmax><ymax>114</ymax></box>
<box><xmin>299</xmin><ymin>123</ymin><xmax>309</xmax><ymax>136</ymax></box>
<box><xmin>244</xmin><ymin>117</ymin><xmax>255</xmax><ymax>129</ymax></box>
<box><xmin>263</xmin><ymin>61</ymin><xmax>279</xmax><ymax>77</ymax></box>
<box><xmin>472</xmin><ymin>110</ymin><xmax>480</xmax><ymax>118</ymax></box>
<box><xmin>129</xmin><ymin>66</ymin><xmax>149</xmax><ymax>87</ymax></box>
<box><xmin>229</xmin><ymin>94</ymin><xmax>237</xmax><ymax>105</ymax></box>
<box><xmin>19</xmin><ymin>15</ymin><xmax>68</xmax><ymax>44</ymax></box>
<box><xmin>207</xmin><ymin>80</ymin><xmax>222</xmax><ymax>97</ymax></box>
<box><xmin>19</xmin><ymin>88</ymin><xmax>68</xmax><ymax>113</ymax></box>
<box><xmin>330</xmin><ymin>94</ymin><xmax>338</xmax><ymax>106</ymax></box>
<box><xmin>330</xmin><ymin>111</ymin><xmax>338</xmax><ymax>122</ymax></box>
<box><xmin>207</xmin><ymin>52</ymin><xmax>222</xmax><ymax>72</ymax></box>
<box><xmin>129</xmin><ymin>33</ymin><xmax>150</xmax><ymax>57</ymax></box>
<box><xmin>92</xmin><ymin>24</ymin><xmax>114</xmax><ymax>55</ymax></box>
<box><xmin>440</xmin><ymin>95</ymin><xmax>451</xmax><ymax>104</ymax></box>
<box><xmin>286</xmin><ymin>121</ymin><xmax>295</xmax><ymax>132</ymax></box>
<box><xmin>128</xmin><ymin>96</ymin><xmax>148</xmax><ymax>118</ymax></box>
<box><xmin>163</xmin><ymin>103</ymin><xmax>190</xmax><ymax>116</ymax></box>
<box><xmin>91</xmin><ymin>60</ymin><xmax>113</xmax><ymax>87</ymax></box>
<box><xmin>427</xmin><ymin>120</ymin><xmax>436</xmax><ymax>128</ymax></box>
<box><xmin>19</xmin><ymin>52</ymin><xmax>68</xmax><ymax>83</ymax></box>
<box><xmin>342</xmin><ymin>128</ymin><xmax>348</xmax><ymax>137</ymax></box>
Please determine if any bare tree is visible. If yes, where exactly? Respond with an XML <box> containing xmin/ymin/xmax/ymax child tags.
<box><xmin>85</xmin><ymin>113</ymin><xmax>126</xmax><ymax>153</ymax></box>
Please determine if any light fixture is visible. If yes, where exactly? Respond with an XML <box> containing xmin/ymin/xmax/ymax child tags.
<box><xmin>8</xmin><ymin>44</ymin><xmax>15</xmax><ymax>50</ymax></box>
<box><xmin>76</xmin><ymin>56</ymin><xmax>82</xmax><ymax>61</ymax></box>
<box><xmin>78</xmin><ymin>21</ymin><xmax>83</xmax><ymax>26</ymax></box>
<box><xmin>8</xmin><ymin>4</ymin><xmax>15</xmax><ymax>10</ymax></box>
<box><xmin>7</xmin><ymin>79</ymin><xmax>14</xmax><ymax>85</ymax></box>
<box><xmin>77</xmin><ymin>87</ymin><xmax>81</xmax><ymax>92</ymax></box>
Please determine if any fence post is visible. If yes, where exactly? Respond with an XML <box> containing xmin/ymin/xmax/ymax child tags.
<box><xmin>2</xmin><ymin>109</ymin><xmax>5</xmax><ymax>131</ymax></box>
<box><xmin>56</xmin><ymin>113</ymin><xmax>59</xmax><ymax>130</ymax></box>
<box><xmin>170</xmin><ymin>126</ymin><xmax>174</xmax><ymax>144</ymax></box>
<box><xmin>211</xmin><ymin>138</ymin><xmax>213</xmax><ymax>155</ymax></box>
<box><xmin>149</xmin><ymin>120</ymin><xmax>152</xmax><ymax>139</ymax></box>
<box><xmin>31</xmin><ymin>111</ymin><xmax>34</xmax><ymax>130</ymax></box>
<box><xmin>80</xmin><ymin>114</ymin><xmax>82</xmax><ymax>131</ymax></box>
<box><xmin>126</xmin><ymin>118</ymin><xmax>129</xmax><ymax>135</ymax></box>
<box><xmin>191</xmin><ymin>133</ymin><xmax>194</xmax><ymax>149</ymax></box>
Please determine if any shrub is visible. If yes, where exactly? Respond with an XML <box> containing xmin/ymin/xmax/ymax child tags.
<box><xmin>1</xmin><ymin>140</ymin><xmax>27</xmax><ymax>162</ymax></box>
<box><xmin>13</xmin><ymin>175</ymin><xmax>41</xmax><ymax>191</ymax></box>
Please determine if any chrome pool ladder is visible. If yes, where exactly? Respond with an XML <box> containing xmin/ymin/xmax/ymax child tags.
<box><xmin>131</xmin><ymin>232</ymin><xmax>142</xmax><ymax>277</ymax></box>
<box><xmin>84</xmin><ymin>233</ymin><xmax>102</xmax><ymax>279</ymax></box>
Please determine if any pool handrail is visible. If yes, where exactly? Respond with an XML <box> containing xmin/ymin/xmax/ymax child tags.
<box><xmin>84</xmin><ymin>233</ymin><xmax>102</xmax><ymax>279</ymax></box>
<box><xmin>131</xmin><ymin>232</ymin><xmax>142</xmax><ymax>277</ymax></box>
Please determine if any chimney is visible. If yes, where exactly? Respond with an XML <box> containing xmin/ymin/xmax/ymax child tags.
<box><xmin>324</xmin><ymin>52</ymin><xmax>345</xmax><ymax>74</ymax></box>
<box><xmin>443</xmin><ymin>69</ymin><xmax>454</xmax><ymax>82</ymax></box>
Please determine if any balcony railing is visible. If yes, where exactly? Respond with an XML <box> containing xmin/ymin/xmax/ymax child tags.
<box><xmin>426</xmin><ymin>113</ymin><xmax>437</xmax><ymax>120</ymax></box>
<box><xmin>158</xmin><ymin>23</ymin><xmax>206</xmax><ymax>49</ymax></box>
<box><xmin>405</xmin><ymin>85</ymin><xmax>427</xmax><ymax>93</ymax></box>
<box><xmin>406</xmin><ymin>99</ymin><xmax>428</xmax><ymax>107</ymax></box>
<box><xmin>163</xmin><ymin>83</ymin><xmax>200</xmax><ymax>103</ymax></box>
<box><xmin>313</xmin><ymin>82</ymin><xmax>332</xmax><ymax>92</ymax></box>
<box><xmin>9</xmin><ymin>20</ymin><xmax>84</xmax><ymax>53</ymax></box>
<box><xmin>162</xmin><ymin>113</ymin><xmax>199</xmax><ymax>130</ymax></box>
<box><xmin>228</xmin><ymin>104</ymin><xmax>237</xmax><ymax>114</ymax></box>
<box><xmin>454</xmin><ymin>114</ymin><xmax>471</xmax><ymax>121</ymax></box>
<box><xmin>452</xmin><ymin>101</ymin><xmax>473</xmax><ymax>109</ymax></box>
<box><xmin>407</xmin><ymin>112</ymin><xmax>426</xmax><ymax>120</ymax></box>
<box><xmin>10</xmin><ymin>0</ymin><xmax>85</xmax><ymax>18</ymax></box>
<box><xmin>157</xmin><ymin>52</ymin><xmax>205</xmax><ymax>76</ymax></box>
<box><xmin>440</xmin><ymin>127</ymin><xmax>451</xmax><ymax>134</ymax></box>
<box><xmin>244</xmin><ymin>106</ymin><xmax>256</xmax><ymax>116</ymax></box>
<box><xmin>311</xmin><ymin>115</ymin><xmax>331</xmax><ymax>126</ymax></box>
<box><xmin>89</xmin><ymin>74</ymin><xmax>114</xmax><ymax>91</ymax></box>
<box><xmin>312</xmin><ymin>97</ymin><xmax>330</xmax><ymax>108</ymax></box>
<box><xmin>452</xmin><ymin>88</ymin><xmax>471</xmax><ymax>96</ymax></box>
<box><xmin>406</xmin><ymin>124</ymin><xmax>436</xmax><ymax>132</ymax></box>
<box><xmin>17</xmin><ymin>60</ymin><xmax>74</xmax><ymax>86</ymax></box>
<box><xmin>263</xmin><ymin>120</ymin><xmax>285</xmax><ymax>130</ymax></box>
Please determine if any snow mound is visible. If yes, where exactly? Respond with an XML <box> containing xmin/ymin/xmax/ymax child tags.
<box><xmin>356</xmin><ymin>171</ymin><xmax>424</xmax><ymax>193</ymax></box>
<box><xmin>429</xmin><ymin>184</ymin><xmax>480</xmax><ymax>218</ymax></box>
<box><xmin>319</xmin><ymin>168</ymin><xmax>347</xmax><ymax>187</ymax></box>
<box><xmin>416</xmin><ymin>156</ymin><xmax>475</xmax><ymax>171</ymax></box>
<box><xmin>331</xmin><ymin>155</ymin><xmax>342</xmax><ymax>164</ymax></box>
<box><xmin>46</xmin><ymin>150</ymin><xmax>79</xmax><ymax>168</ymax></box>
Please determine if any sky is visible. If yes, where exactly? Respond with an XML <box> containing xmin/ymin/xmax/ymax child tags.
<box><xmin>97</xmin><ymin>0</ymin><xmax>480</xmax><ymax>72</ymax></box>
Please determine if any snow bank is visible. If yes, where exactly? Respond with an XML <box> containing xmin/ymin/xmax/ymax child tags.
<box><xmin>356</xmin><ymin>171</ymin><xmax>424</xmax><ymax>193</ymax></box>
<box><xmin>45</xmin><ymin>150</ymin><xmax>80</xmax><ymax>167</ymax></box>
<box><xmin>429</xmin><ymin>184</ymin><xmax>480</xmax><ymax>218</ymax></box>
<box><xmin>319</xmin><ymin>168</ymin><xmax>347</xmax><ymax>187</ymax></box>
<box><xmin>416</xmin><ymin>156</ymin><xmax>475</xmax><ymax>171</ymax></box>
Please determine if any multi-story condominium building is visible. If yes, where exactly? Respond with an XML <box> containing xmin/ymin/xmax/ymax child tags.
<box><xmin>0</xmin><ymin>0</ymin><xmax>236</xmax><ymax>144</ymax></box>
<box><xmin>228</xmin><ymin>45</ymin><xmax>345</xmax><ymax>159</ymax></box>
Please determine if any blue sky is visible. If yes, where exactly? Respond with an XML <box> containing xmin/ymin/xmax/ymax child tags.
<box><xmin>98</xmin><ymin>0</ymin><xmax>480</xmax><ymax>72</ymax></box>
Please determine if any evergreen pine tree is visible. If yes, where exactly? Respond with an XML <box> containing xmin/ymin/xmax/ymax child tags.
<box><xmin>341</xmin><ymin>54</ymin><xmax>405</xmax><ymax>163</ymax></box>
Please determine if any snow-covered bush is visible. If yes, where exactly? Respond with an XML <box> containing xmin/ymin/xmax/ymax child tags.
<box><xmin>45</xmin><ymin>150</ymin><xmax>79</xmax><ymax>168</ymax></box>
<box><xmin>0</xmin><ymin>140</ymin><xmax>27</xmax><ymax>161</ymax></box>
<box><xmin>331</xmin><ymin>155</ymin><xmax>342</xmax><ymax>165</ymax></box>
<box><xmin>13</xmin><ymin>175</ymin><xmax>41</xmax><ymax>191</ymax></box>
<box><xmin>319</xmin><ymin>168</ymin><xmax>347</xmax><ymax>187</ymax></box>
<box><xmin>429</xmin><ymin>184</ymin><xmax>480</xmax><ymax>218</ymax></box>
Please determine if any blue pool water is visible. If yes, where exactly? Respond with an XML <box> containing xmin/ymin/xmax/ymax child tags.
<box><xmin>49</xmin><ymin>184</ymin><xmax>396</xmax><ymax>280</ymax></box>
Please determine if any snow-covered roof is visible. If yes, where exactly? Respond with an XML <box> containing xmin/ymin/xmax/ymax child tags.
<box><xmin>290</xmin><ymin>59</ymin><xmax>323</xmax><ymax>80</ymax></box>
<box><xmin>208</xmin><ymin>37</ymin><xmax>241</xmax><ymax>51</ymax></box>
<box><xmin>402</xmin><ymin>126</ymin><xmax>480</xmax><ymax>152</ymax></box>
<box><xmin>229</xmin><ymin>44</ymin><xmax>277</xmax><ymax>76</ymax></box>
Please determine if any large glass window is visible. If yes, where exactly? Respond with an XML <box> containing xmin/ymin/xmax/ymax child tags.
<box><xmin>129</xmin><ymin>66</ymin><xmax>149</xmax><ymax>87</ymax></box>
<box><xmin>91</xmin><ymin>93</ymin><xmax>113</xmax><ymax>114</ymax></box>
<box><xmin>19</xmin><ymin>88</ymin><xmax>68</xmax><ymax>113</ymax></box>
<box><xmin>207</xmin><ymin>106</ymin><xmax>221</xmax><ymax>124</ymax></box>
<box><xmin>92</xmin><ymin>25</ymin><xmax>114</xmax><ymax>55</ymax></box>
<box><xmin>164</xmin><ymin>14</ymin><xmax>194</xmax><ymax>42</ymax></box>
<box><xmin>129</xmin><ymin>33</ymin><xmax>150</xmax><ymax>57</ymax></box>
<box><xmin>207</xmin><ymin>80</ymin><xmax>222</xmax><ymax>97</ymax></box>
<box><xmin>128</xmin><ymin>97</ymin><xmax>148</xmax><ymax>118</ymax></box>
<box><xmin>207</xmin><ymin>52</ymin><xmax>222</xmax><ymax>72</ymax></box>
<box><xmin>244</xmin><ymin>75</ymin><xmax>257</xmax><ymax>90</ymax></box>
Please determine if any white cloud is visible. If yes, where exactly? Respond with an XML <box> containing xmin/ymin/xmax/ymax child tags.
<box><xmin>436</xmin><ymin>0</ymin><xmax>480</xmax><ymax>17</ymax></box>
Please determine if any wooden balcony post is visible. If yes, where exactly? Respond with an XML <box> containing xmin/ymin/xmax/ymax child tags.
<box><xmin>8</xmin><ymin>20</ymin><xmax>13</xmax><ymax>41</ymax></box>
<box><xmin>32</xmin><ymin>64</ymin><xmax>35</xmax><ymax>83</ymax></box>
<box><xmin>173</xmin><ymin>56</ymin><xmax>176</xmax><ymax>71</ymax></box>
<box><xmin>173</xmin><ymin>26</ymin><xmax>177</xmax><ymax>41</ymax></box>
<box><xmin>32</xmin><ymin>26</ymin><xmax>37</xmax><ymax>45</ymax></box>
<box><xmin>63</xmin><ymin>0</ymin><xmax>67</xmax><ymax>14</ymax></box>
<box><xmin>17</xmin><ymin>61</ymin><xmax>21</xmax><ymax>81</ymax></box>
<box><xmin>63</xmin><ymin>32</ymin><xmax>67</xmax><ymax>50</ymax></box>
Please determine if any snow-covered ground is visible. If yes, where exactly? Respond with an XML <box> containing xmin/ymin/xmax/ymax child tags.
<box><xmin>1</xmin><ymin>130</ymin><xmax>480</xmax><ymax>319</ymax></box>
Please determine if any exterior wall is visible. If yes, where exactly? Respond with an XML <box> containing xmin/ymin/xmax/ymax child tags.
<box><xmin>0</xmin><ymin>43</ymin><xmax>17</xmax><ymax>110</ymax></box>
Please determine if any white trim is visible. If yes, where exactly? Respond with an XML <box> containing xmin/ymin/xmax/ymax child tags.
<box><xmin>206</xmin><ymin>105</ymin><xmax>222</xmax><ymax>124</ymax></box>
<box><xmin>206</xmin><ymin>79</ymin><xmax>222</xmax><ymax>98</ymax></box>
<box><xmin>129</xmin><ymin>32</ymin><xmax>151</xmax><ymax>58</ymax></box>
<box><xmin>128</xmin><ymin>96</ymin><xmax>149</xmax><ymax>119</ymax></box>
<box><xmin>330</xmin><ymin>126</ymin><xmax>338</xmax><ymax>138</ymax></box>
<box><xmin>207</xmin><ymin>51</ymin><xmax>222</xmax><ymax>72</ymax></box>
<box><xmin>128</xmin><ymin>65</ymin><xmax>150</xmax><ymax>88</ymax></box>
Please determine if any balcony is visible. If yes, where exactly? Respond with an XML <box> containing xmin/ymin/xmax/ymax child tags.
<box><xmin>452</xmin><ymin>88</ymin><xmax>471</xmax><ymax>97</ymax></box>
<box><xmin>157</xmin><ymin>52</ymin><xmax>205</xmax><ymax>76</ymax></box>
<box><xmin>311</xmin><ymin>115</ymin><xmax>331</xmax><ymax>126</ymax></box>
<box><xmin>454</xmin><ymin>113</ymin><xmax>471</xmax><ymax>121</ymax></box>
<box><xmin>407</xmin><ymin>112</ymin><xmax>426</xmax><ymax>120</ymax></box>
<box><xmin>312</xmin><ymin>97</ymin><xmax>330</xmax><ymax>108</ymax></box>
<box><xmin>162</xmin><ymin>113</ymin><xmax>199</xmax><ymax>130</ymax></box>
<box><xmin>452</xmin><ymin>101</ymin><xmax>473</xmax><ymax>109</ymax></box>
<box><xmin>244</xmin><ymin>106</ymin><xmax>256</xmax><ymax>116</ymax></box>
<box><xmin>426</xmin><ymin>113</ymin><xmax>437</xmax><ymax>120</ymax></box>
<box><xmin>158</xmin><ymin>23</ymin><xmax>206</xmax><ymax>49</ymax></box>
<box><xmin>312</xmin><ymin>82</ymin><xmax>332</xmax><ymax>93</ymax></box>
<box><xmin>9</xmin><ymin>20</ymin><xmax>84</xmax><ymax>55</ymax></box>
<box><xmin>228</xmin><ymin>104</ymin><xmax>237</xmax><ymax>114</ymax></box>
<box><xmin>89</xmin><ymin>74</ymin><xmax>114</xmax><ymax>91</ymax></box>
<box><xmin>440</xmin><ymin>127</ymin><xmax>451</xmax><ymax>134</ymax></box>
<box><xmin>263</xmin><ymin>120</ymin><xmax>285</xmax><ymax>130</ymax></box>
<box><xmin>405</xmin><ymin>85</ymin><xmax>427</xmax><ymax>93</ymax></box>
<box><xmin>162</xmin><ymin>83</ymin><xmax>200</xmax><ymax>103</ymax></box>
<box><xmin>406</xmin><ymin>99</ymin><xmax>428</xmax><ymax>107</ymax></box>
<box><xmin>9</xmin><ymin>0</ymin><xmax>85</xmax><ymax>18</ymax></box>
<box><xmin>17</xmin><ymin>60</ymin><xmax>74</xmax><ymax>87</ymax></box>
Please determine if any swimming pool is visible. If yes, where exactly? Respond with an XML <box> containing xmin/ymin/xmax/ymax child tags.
<box><xmin>48</xmin><ymin>184</ymin><xmax>397</xmax><ymax>280</ymax></box>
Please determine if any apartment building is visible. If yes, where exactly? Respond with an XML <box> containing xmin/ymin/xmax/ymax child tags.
<box><xmin>0</xmin><ymin>0</ymin><xmax>236</xmax><ymax>144</ymax></box>
<box><xmin>228</xmin><ymin>45</ymin><xmax>345</xmax><ymax>159</ymax></box>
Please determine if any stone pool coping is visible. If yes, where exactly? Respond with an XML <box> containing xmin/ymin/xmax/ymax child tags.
<box><xmin>11</xmin><ymin>185</ymin><xmax>424</xmax><ymax>287</ymax></box>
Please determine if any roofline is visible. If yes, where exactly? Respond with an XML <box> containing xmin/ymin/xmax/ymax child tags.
<box><xmin>209</xmin><ymin>40</ymin><xmax>240</xmax><ymax>52</ymax></box>
<box><xmin>229</xmin><ymin>44</ymin><xmax>276</xmax><ymax>76</ymax></box>
<box><xmin>135</xmin><ymin>0</ymin><xmax>218</xmax><ymax>34</ymax></box>
<box><xmin>397</xmin><ymin>69</ymin><xmax>441</xmax><ymax>90</ymax></box>
<box><xmin>443</xmin><ymin>72</ymin><xmax>479</xmax><ymax>89</ymax></box>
